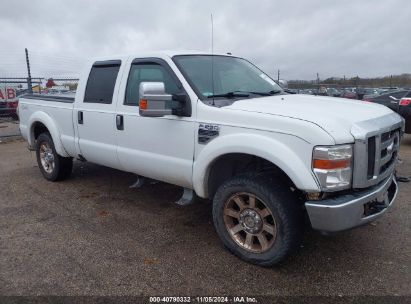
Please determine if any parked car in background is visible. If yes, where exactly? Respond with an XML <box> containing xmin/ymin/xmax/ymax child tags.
<box><xmin>341</xmin><ymin>89</ymin><xmax>357</xmax><ymax>99</ymax></box>
<box><xmin>326</xmin><ymin>88</ymin><xmax>341</xmax><ymax>97</ymax></box>
<box><xmin>380</xmin><ymin>87</ymin><xmax>400</xmax><ymax>91</ymax></box>
<box><xmin>364</xmin><ymin>89</ymin><xmax>410</xmax><ymax>133</ymax></box>
<box><xmin>299</xmin><ymin>89</ymin><xmax>314</xmax><ymax>95</ymax></box>
<box><xmin>355</xmin><ymin>88</ymin><xmax>377</xmax><ymax>100</ymax></box>
<box><xmin>363</xmin><ymin>89</ymin><xmax>409</xmax><ymax>110</ymax></box>
<box><xmin>398</xmin><ymin>91</ymin><xmax>411</xmax><ymax>133</ymax></box>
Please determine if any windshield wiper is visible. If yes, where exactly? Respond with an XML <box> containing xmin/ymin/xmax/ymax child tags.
<box><xmin>235</xmin><ymin>90</ymin><xmax>283</xmax><ymax>96</ymax></box>
<box><xmin>267</xmin><ymin>90</ymin><xmax>282</xmax><ymax>95</ymax></box>
<box><xmin>207</xmin><ymin>92</ymin><xmax>250</xmax><ymax>98</ymax></box>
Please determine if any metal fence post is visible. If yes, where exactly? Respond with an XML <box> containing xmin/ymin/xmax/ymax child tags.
<box><xmin>25</xmin><ymin>48</ymin><xmax>32</xmax><ymax>93</ymax></box>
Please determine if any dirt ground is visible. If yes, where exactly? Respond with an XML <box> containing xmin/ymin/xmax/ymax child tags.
<box><xmin>0</xmin><ymin>119</ymin><xmax>20</xmax><ymax>140</ymax></box>
<box><xmin>0</xmin><ymin>136</ymin><xmax>410</xmax><ymax>296</ymax></box>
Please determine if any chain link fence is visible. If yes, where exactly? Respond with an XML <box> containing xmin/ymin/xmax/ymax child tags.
<box><xmin>0</xmin><ymin>77</ymin><xmax>79</xmax><ymax>139</ymax></box>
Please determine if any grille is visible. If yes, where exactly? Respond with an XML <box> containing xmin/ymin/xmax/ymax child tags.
<box><xmin>377</xmin><ymin>130</ymin><xmax>399</xmax><ymax>175</ymax></box>
<box><xmin>353</xmin><ymin>128</ymin><xmax>400</xmax><ymax>188</ymax></box>
<box><xmin>366</xmin><ymin>130</ymin><xmax>400</xmax><ymax>180</ymax></box>
<box><xmin>366</xmin><ymin>136</ymin><xmax>376</xmax><ymax>179</ymax></box>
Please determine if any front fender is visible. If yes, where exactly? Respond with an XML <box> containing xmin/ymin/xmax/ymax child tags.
<box><xmin>28</xmin><ymin>111</ymin><xmax>69</xmax><ymax>157</ymax></box>
<box><xmin>193</xmin><ymin>133</ymin><xmax>320</xmax><ymax>198</ymax></box>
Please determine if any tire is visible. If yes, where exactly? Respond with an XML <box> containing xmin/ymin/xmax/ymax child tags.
<box><xmin>36</xmin><ymin>132</ymin><xmax>73</xmax><ymax>181</ymax></box>
<box><xmin>212</xmin><ymin>173</ymin><xmax>303</xmax><ymax>266</ymax></box>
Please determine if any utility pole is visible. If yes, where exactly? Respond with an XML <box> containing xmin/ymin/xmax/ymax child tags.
<box><xmin>390</xmin><ymin>75</ymin><xmax>393</xmax><ymax>88</ymax></box>
<box><xmin>277</xmin><ymin>69</ymin><xmax>280</xmax><ymax>83</ymax></box>
<box><xmin>316</xmin><ymin>73</ymin><xmax>320</xmax><ymax>93</ymax></box>
<box><xmin>25</xmin><ymin>48</ymin><xmax>32</xmax><ymax>93</ymax></box>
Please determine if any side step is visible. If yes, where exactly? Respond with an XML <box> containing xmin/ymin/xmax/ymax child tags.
<box><xmin>129</xmin><ymin>175</ymin><xmax>146</xmax><ymax>188</ymax></box>
<box><xmin>129</xmin><ymin>175</ymin><xmax>198</xmax><ymax>206</ymax></box>
<box><xmin>175</xmin><ymin>188</ymin><xmax>198</xmax><ymax>206</ymax></box>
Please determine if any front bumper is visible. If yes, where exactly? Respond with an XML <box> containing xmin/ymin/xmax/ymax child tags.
<box><xmin>305</xmin><ymin>174</ymin><xmax>398</xmax><ymax>233</ymax></box>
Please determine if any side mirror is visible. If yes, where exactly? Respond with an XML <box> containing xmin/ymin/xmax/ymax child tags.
<box><xmin>139</xmin><ymin>82</ymin><xmax>173</xmax><ymax>117</ymax></box>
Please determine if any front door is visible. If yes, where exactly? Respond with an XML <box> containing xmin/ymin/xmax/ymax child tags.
<box><xmin>115</xmin><ymin>57</ymin><xmax>196</xmax><ymax>188</ymax></box>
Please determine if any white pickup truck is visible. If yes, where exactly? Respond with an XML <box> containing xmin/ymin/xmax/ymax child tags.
<box><xmin>19</xmin><ymin>52</ymin><xmax>404</xmax><ymax>266</ymax></box>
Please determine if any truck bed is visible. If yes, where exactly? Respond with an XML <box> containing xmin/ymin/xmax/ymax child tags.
<box><xmin>19</xmin><ymin>94</ymin><xmax>77</xmax><ymax>157</ymax></box>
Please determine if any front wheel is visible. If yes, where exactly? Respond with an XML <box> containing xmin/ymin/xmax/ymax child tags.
<box><xmin>36</xmin><ymin>132</ymin><xmax>73</xmax><ymax>181</ymax></box>
<box><xmin>212</xmin><ymin>174</ymin><xmax>303</xmax><ymax>266</ymax></box>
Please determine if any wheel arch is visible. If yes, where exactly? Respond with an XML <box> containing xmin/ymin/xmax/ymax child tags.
<box><xmin>28</xmin><ymin>111</ymin><xmax>69</xmax><ymax>157</ymax></box>
<box><xmin>192</xmin><ymin>133</ymin><xmax>320</xmax><ymax>198</ymax></box>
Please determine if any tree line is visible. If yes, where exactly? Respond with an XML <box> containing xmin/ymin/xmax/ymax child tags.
<box><xmin>289</xmin><ymin>73</ymin><xmax>411</xmax><ymax>89</ymax></box>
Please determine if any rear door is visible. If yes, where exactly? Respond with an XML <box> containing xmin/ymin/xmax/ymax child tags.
<box><xmin>76</xmin><ymin>60</ymin><xmax>123</xmax><ymax>169</ymax></box>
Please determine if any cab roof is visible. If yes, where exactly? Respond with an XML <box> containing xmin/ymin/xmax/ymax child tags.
<box><xmin>90</xmin><ymin>51</ymin><xmax>234</xmax><ymax>62</ymax></box>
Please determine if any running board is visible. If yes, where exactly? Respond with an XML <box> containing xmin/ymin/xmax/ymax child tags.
<box><xmin>175</xmin><ymin>188</ymin><xmax>197</xmax><ymax>206</ymax></box>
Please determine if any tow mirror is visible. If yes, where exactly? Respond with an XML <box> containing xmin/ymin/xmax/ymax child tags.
<box><xmin>139</xmin><ymin>82</ymin><xmax>173</xmax><ymax>117</ymax></box>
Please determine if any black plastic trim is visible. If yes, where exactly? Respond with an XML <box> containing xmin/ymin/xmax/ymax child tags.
<box><xmin>93</xmin><ymin>60</ymin><xmax>121</xmax><ymax>67</ymax></box>
<box><xmin>78</xmin><ymin>111</ymin><xmax>83</xmax><ymax>124</ymax></box>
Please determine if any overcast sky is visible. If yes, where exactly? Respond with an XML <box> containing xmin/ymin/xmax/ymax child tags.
<box><xmin>1</xmin><ymin>0</ymin><xmax>410</xmax><ymax>80</ymax></box>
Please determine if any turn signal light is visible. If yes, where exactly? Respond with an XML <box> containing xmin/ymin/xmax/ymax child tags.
<box><xmin>140</xmin><ymin>99</ymin><xmax>148</xmax><ymax>109</ymax></box>
<box><xmin>313</xmin><ymin>159</ymin><xmax>351</xmax><ymax>170</ymax></box>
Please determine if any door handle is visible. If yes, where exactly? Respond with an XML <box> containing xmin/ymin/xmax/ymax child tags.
<box><xmin>116</xmin><ymin>114</ymin><xmax>124</xmax><ymax>130</ymax></box>
<box><xmin>78</xmin><ymin>111</ymin><xmax>83</xmax><ymax>124</ymax></box>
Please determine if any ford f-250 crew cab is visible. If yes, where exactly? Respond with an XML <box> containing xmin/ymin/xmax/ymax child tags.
<box><xmin>19</xmin><ymin>52</ymin><xmax>404</xmax><ymax>266</ymax></box>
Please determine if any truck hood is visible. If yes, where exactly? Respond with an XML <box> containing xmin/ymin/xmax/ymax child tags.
<box><xmin>226</xmin><ymin>94</ymin><xmax>396</xmax><ymax>143</ymax></box>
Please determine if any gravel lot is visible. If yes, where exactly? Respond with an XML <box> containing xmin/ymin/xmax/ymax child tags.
<box><xmin>0</xmin><ymin>136</ymin><xmax>410</xmax><ymax>296</ymax></box>
<box><xmin>0</xmin><ymin>119</ymin><xmax>20</xmax><ymax>140</ymax></box>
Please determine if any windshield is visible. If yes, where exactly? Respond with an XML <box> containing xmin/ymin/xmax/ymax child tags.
<box><xmin>173</xmin><ymin>55</ymin><xmax>282</xmax><ymax>104</ymax></box>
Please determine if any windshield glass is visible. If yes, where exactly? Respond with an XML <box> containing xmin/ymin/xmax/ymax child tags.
<box><xmin>173</xmin><ymin>55</ymin><xmax>282</xmax><ymax>102</ymax></box>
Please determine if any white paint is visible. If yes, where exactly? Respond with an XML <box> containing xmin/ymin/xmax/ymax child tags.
<box><xmin>18</xmin><ymin>51</ymin><xmax>402</xmax><ymax>198</ymax></box>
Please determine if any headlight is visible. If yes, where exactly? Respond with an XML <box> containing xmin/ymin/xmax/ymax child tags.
<box><xmin>312</xmin><ymin>144</ymin><xmax>353</xmax><ymax>191</ymax></box>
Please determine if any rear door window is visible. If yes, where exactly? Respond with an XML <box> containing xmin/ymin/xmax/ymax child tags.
<box><xmin>84</xmin><ymin>61</ymin><xmax>121</xmax><ymax>104</ymax></box>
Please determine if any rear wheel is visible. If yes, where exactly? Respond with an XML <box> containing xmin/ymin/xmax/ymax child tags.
<box><xmin>212</xmin><ymin>174</ymin><xmax>303</xmax><ymax>266</ymax></box>
<box><xmin>36</xmin><ymin>133</ymin><xmax>73</xmax><ymax>181</ymax></box>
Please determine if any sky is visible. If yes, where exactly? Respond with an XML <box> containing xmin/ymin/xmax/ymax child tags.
<box><xmin>0</xmin><ymin>0</ymin><xmax>410</xmax><ymax>80</ymax></box>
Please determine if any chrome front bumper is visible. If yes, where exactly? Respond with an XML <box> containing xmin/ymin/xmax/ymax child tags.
<box><xmin>305</xmin><ymin>174</ymin><xmax>398</xmax><ymax>233</ymax></box>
